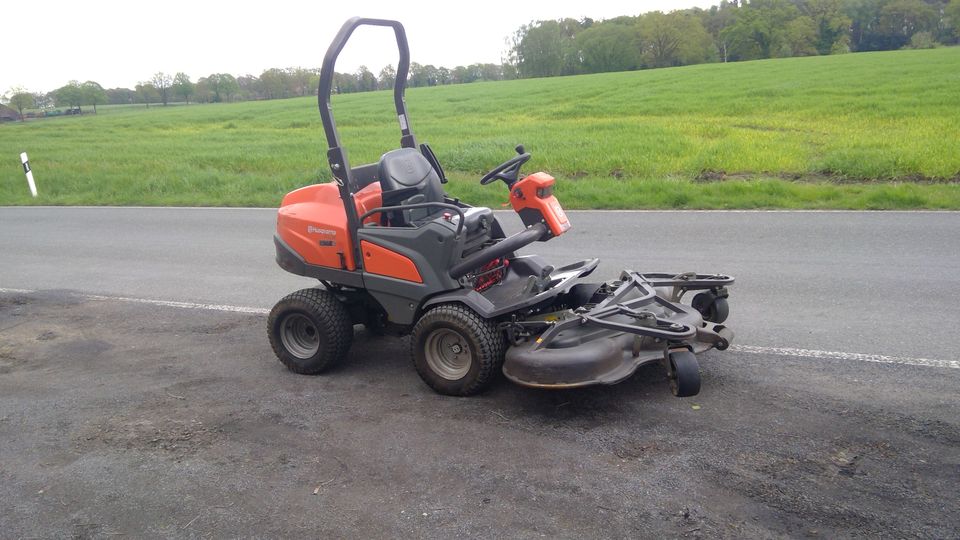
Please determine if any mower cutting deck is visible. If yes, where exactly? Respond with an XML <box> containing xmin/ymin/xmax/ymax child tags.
<box><xmin>267</xmin><ymin>17</ymin><xmax>735</xmax><ymax>397</ymax></box>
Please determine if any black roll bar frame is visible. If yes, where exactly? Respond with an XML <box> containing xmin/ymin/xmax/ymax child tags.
<box><xmin>317</xmin><ymin>17</ymin><xmax>415</xmax><ymax>268</ymax></box>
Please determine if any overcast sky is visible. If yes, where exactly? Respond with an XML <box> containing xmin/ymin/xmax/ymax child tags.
<box><xmin>3</xmin><ymin>0</ymin><xmax>719</xmax><ymax>93</ymax></box>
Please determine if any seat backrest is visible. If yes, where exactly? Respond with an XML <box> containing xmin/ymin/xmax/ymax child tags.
<box><xmin>378</xmin><ymin>148</ymin><xmax>445</xmax><ymax>226</ymax></box>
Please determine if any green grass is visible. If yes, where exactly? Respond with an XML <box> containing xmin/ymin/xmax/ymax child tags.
<box><xmin>3</xmin><ymin>47</ymin><xmax>960</xmax><ymax>208</ymax></box>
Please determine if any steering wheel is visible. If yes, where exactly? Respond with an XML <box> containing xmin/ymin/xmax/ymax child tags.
<box><xmin>480</xmin><ymin>145</ymin><xmax>531</xmax><ymax>186</ymax></box>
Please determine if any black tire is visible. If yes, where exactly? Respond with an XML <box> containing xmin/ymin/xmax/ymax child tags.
<box><xmin>268</xmin><ymin>288</ymin><xmax>353</xmax><ymax>374</ymax></box>
<box><xmin>692</xmin><ymin>292</ymin><xmax>729</xmax><ymax>324</ymax></box>
<box><xmin>667</xmin><ymin>350</ymin><xmax>701</xmax><ymax>398</ymax></box>
<box><xmin>411</xmin><ymin>304</ymin><xmax>505</xmax><ymax>396</ymax></box>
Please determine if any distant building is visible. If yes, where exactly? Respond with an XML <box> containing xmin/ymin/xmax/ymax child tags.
<box><xmin>0</xmin><ymin>104</ymin><xmax>20</xmax><ymax>122</ymax></box>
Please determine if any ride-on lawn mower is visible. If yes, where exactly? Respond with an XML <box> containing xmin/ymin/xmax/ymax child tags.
<box><xmin>268</xmin><ymin>17</ymin><xmax>734</xmax><ymax>396</ymax></box>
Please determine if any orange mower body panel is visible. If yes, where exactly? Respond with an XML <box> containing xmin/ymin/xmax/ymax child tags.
<box><xmin>360</xmin><ymin>240</ymin><xmax>423</xmax><ymax>283</ymax></box>
<box><xmin>509</xmin><ymin>172</ymin><xmax>571</xmax><ymax>237</ymax></box>
<box><xmin>276</xmin><ymin>182</ymin><xmax>382</xmax><ymax>271</ymax></box>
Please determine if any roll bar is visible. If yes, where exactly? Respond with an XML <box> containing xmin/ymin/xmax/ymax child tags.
<box><xmin>317</xmin><ymin>17</ymin><xmax>416</xmax><ymax>268</ymax></box>
<box><xmin>318</xmin><ymin>17</ymin><xmax>414</xmax><ymax>153</ymax></box>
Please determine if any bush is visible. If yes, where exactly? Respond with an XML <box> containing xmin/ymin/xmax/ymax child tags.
<box><xmin>907</xmin><ymin>31</ymin><xmax>937</xmax><ymax>49</ymax></box>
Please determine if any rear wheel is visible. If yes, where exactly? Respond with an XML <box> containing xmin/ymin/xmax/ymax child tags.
<box><xmin>268</xmin><ymin>288</ymin><xmax>353</xmax><ymax>374</ymax></box>
<box><xmin>411</xmin><ymin>304</ymin><xmax>505</xmax><ymax>396</ymax></box>
<box><xmin>667</xmin><ymin>350</ymin><xmax>701</xmax><ymax>398</ymax></box>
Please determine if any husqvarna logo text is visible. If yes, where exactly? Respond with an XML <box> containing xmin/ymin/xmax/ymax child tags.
<box><xmin>307</xmin><ymin>226</ymin><xmax>337</xmax><ymax>236</ymax></box>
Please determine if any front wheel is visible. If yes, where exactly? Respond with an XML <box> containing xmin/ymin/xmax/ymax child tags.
<box><xmin>411</xmin><ymin>304</ymin><xmax>505</xmax><ymax>396</ymax></box>
<box><xmin>268</xmin><ymin>288</ymin><xmax>353</xmax><ymax>374</ymax></box>
<box><xmin>667</xmin><ymin>350</ymin><xmax>701</xmax><ymax>398</ymax></box>
<box><xmin>692</xmin><ymin>291</ymin><xmax>729</xmax><ymax>324</ymax></box>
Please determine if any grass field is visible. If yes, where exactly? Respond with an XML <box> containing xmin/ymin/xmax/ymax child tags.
<box><xmin>2</xmin><ymin>47</ymin><xmax>959</xmax><ymax>209</ymax></box>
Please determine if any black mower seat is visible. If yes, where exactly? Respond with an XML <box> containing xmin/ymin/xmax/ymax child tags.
<box><xmin>378</xmin><ymin>148</ymin><xmax>445</xmax><ymax>226</ymax></box>
<box><xmin>377</xmin><ymin>148</ymin><xmax>493</xmax><ymax>236</ymax></box>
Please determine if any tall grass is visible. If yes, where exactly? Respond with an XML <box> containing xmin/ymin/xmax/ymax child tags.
<box><xmin>2</xmin><ymin>47</ymin><xmax>959</xmax><ymax>208</ymax></box>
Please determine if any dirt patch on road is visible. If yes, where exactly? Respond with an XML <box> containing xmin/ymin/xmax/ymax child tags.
<box><xmin>1</xmin><ymin>291</ymin><xmax>958</xmax><ymax>538</ymax></box>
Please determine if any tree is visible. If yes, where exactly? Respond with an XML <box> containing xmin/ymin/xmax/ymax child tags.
<box><xmin>204</xmin><ymin>73</ymin><xmax>238</xmax><ymax>102</ymax></box>
<box><xmin>34</xmin><ymin>92</ymin><xmax>54</xmax><ymax>110</ymax></box>
<box><xmin>332</xmin><ymin>72</ymin><xmax>358</xmax><ymax>94</ymax></box>
<box><xmin>408</xmin><ymin>63</ymin><xmax>440</xmax><ymax>87</ymax></box>
<box><xmin>289</xmin><ymin>67</ymin><xmax>315</xmax><ymax>96</ymax></box>
<box><xmin>948</xmin><ymin>0</ymin><xmax>960</xmax><ymax>40</ymax></box>
<box><xmin>437</xmin><ymin>66</ymin><xmax>452</xmax><ymax>85</ymax></box>
<box><xmin>6</xmin><ymin>87</ymin><xmax>34</xmax><ymax>121</ymax></box>
<box><xmin>307</xmin><ymin>72</ymin><xmax>320</xmax><ymax>96</ymax></box>
<box><xmin>705</xmin><ymin>0</ymin><xmax>740</xmax><ymax>62</ymax></box>
<box><xmin>906</xmin><ymin>30</ymin><xmax>937</xmax><ymax>47</ymax></box>
<box><xmin>82</xmin><ymin>81</ymin><xmax>107</xmax><ymax>113</ymax></box>
<box><xmin>641</xmin><ymin>12</ymin><xmax>686</xmax><ymax>68</ymax></box>
<box><xmin>578</xmin><ymin>23</ymin><xmax>640</xmax><ymax>73</ymax></box>
<box><xmin>722</xmin><ymin>0</ymin><xmax>802</xmax><ymax>60</ymax></box>
<box><xmin>356</xmin><ymin>65</ymin><xmax>377</xmax><ymax>91</ymax></box>
<box><xmin>512</xmin><ymin>19</ymin><xmax>585</xmax><ymax>78</ymax></box>
<box><xmin>479</xmin><ymin>63</ymin><xmax>503</xmax><ymax>81</ymax></box>
<box><xmin>151</xmin><ymin>72</ymin><xmax>172</xmax><ymax>105</ymax></box>
<box><xmin>845</xmin><ymin>0</ymin><xmax>886</xmax><ymax>51</ymax></box>
<box><xmin>782</xmin><ymin>16</ymin><xmax>819</xmax><ymax>56</ymax></box>
<box><xmin>452</xmin><ymin>65</ymin><xmax>475</xmax><ymax>84</ymax></box>
<box><xmin>259</xmin><ymin>68</ymin><xmax>288</xmax><ymax>99</ymax></box>
<box><xmin>378</xmin><ymin>65</ymin><xmax>396</xmax><ymax>89</ymax></box>
<box><xmin>500</xmin><ymin>61</ymin><xmax>519</xmax><ymax>80</ymax></box>
<box><xmin>106</xmin><ymin>87</ymin><xmax>137</xmax><ymax>105</ymax></box>
<box><xmin>639</xmin><ymin>11</ymin><xmax>714</xmax><ymax>68</ymax></box>
<box><xmin>172</xmin><ymin>72</ymin><xmax>194</xmax><ymax>104</ymax></box>
<box><xmin>236</xmin><ymin>75</ymin><xmax>263</xmax><ymax>100</ymax></box>
<box><xmin>878</xmin><ymin>0</ymin><xmax>938</xmax><ymax>49</ymax></box>
<box><xmin>135</xmin><ymin>82</ymin><xmax>158</xmax><ymax>107</ymax></box>
<box><xmin>797</xmin><ymin>0</ymin><xmax>852</xmax><ymax>54</ymax></box>
<box><xmin>54</xmin><ymin>81</ymin><xmax>85</xmax><ymax>109</ymax></box>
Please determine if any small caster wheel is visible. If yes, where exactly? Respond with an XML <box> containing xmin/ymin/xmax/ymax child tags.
<box><xmin>692</xmin><ymin>291</ymin><xmax>729</xmax><ymax>324</ymax></box>
<box><xmin>667</xmin><ymin>350</ymin><xmax>701</xmax><ymax>398</ymax></box>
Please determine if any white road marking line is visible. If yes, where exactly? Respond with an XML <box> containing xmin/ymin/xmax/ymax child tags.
<box><xmin>82</xmin><ymin>294</ymin><xmax>270</xmax><ymax>315</ymax></box>
<box><xmin>0</xmin><ymin>287</ymin><xmax>269</xmax><ymax>315</ymax></box>
<box><xmin>729</xmin><ymin>345</ymin><xmax>959</xmax><ymax>370</ymax></box>
<box><xmin>3</xmin><ymin>288</ymin><xmax>957</xmax><ymax>370</ymax></box>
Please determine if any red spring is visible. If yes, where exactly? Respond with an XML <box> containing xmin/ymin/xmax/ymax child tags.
<box><xmin>474</xmin><ymin>258</ymin><xmax>509</xmax><ymax>292</ymax></box>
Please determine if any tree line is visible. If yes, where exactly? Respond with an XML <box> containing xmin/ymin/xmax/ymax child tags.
<box><xmin>511</xmin><ymin>0</ymin><xmax>960</xmax><ymax>77</ymax></box>
<box><xmin>3</xmin><ymin>0</ymin><xmax>959</xmax><ymax>120</ymax></box>
<box><xmin>1</xmin><ymin>62</ymin><xmax>514</xmax><ymax>120</ymax></box>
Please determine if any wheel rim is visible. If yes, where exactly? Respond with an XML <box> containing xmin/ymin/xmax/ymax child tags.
<box><xmin>424</xmin><ymin>328</ymin><xmax>472</xmax><ymax>381</ymax></box>
<box><xmin>280</xmin><ymin>313</ymin><xmax>320</xmax><ymax>359</ymax></box>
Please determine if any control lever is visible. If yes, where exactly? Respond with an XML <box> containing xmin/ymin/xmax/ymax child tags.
<box><xmin>537</xmin><ymin>265</ymin><xmax>555</xmax><ymax>291</ymax></box>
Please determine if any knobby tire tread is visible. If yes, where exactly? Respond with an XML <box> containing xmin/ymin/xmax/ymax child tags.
<box><xmin>411</xmin><ymin>304</ymin><xmax>504</xmax><ymax>396</ymax></box>
<box><xmin>268</xmin><ymin>288</ymin><xmax>353</xmax><ymax>374</ymax></box>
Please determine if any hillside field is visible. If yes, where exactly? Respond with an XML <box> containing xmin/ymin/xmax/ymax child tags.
<box><xmin>2</xmin><ymin>47</ymin><xmax>959</xmax><ymax>209</ymax></box>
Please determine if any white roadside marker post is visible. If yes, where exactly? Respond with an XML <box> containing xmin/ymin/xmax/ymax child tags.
<box><xmin>20</xmin><ymin>152</ymin><xmax>37</xmax><ymax>197</ymax></box>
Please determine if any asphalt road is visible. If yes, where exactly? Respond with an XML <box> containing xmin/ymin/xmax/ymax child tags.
<box><xmin>2</xmin><ymin>207</ymin><xmax>959</xmax><ymax>538</ymax></box>
<box><xmin>2</xmin><ymin>207</ymin><xmax>959</xmax><ymax>359</ymax></box>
